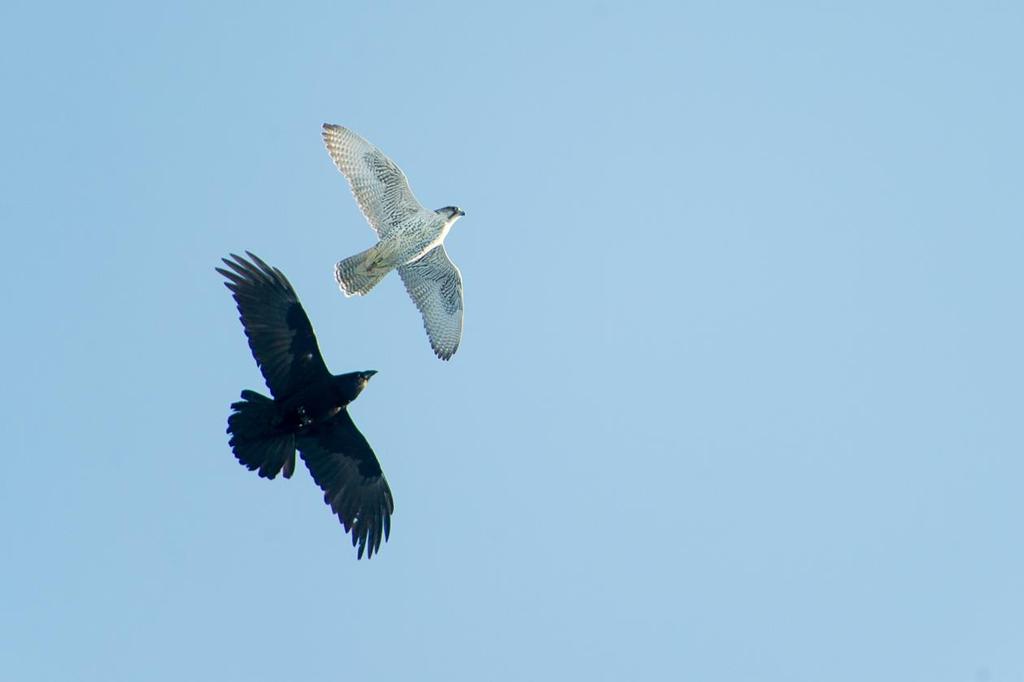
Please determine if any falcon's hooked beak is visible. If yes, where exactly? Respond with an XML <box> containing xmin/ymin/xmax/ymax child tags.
<box><xmin>455</xmin><ymin>208</ymin><xmax>465</xmax><ymax>217</ymax></box>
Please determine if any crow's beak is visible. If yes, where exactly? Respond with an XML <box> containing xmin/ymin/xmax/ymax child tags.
<box><xmin>363</xmin><ymin>370</ymin><xmax>378</xmax><ymax>380</ymax></box>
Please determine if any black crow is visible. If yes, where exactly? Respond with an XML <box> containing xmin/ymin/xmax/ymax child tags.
<box><xmin>217</xmin><ymin>252</ymin><xmax>393</xmax><ymax>559</ymax></box>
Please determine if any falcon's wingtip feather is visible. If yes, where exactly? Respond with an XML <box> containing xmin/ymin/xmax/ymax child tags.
<box><xmin>322</xmin><ymin>122</ymin><xmax>345</xmax><ymax>137</ymax></box>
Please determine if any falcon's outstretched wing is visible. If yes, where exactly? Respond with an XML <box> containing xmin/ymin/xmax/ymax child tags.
<box><xmin>322</xmin><ymin>123</ymin><xmax>427</xmax><ymax>238</ymax></box>
<box><xmin>398</xmin><ymin>245</ymin><xmax>464</xmax><ymax>360</ymax></box>
<box><xmin>298</xmin><ymin>411</ymin><xmax>394</xmax><ymax>560</ymax></box>
<box><xmin>216</xmin><ymin>252</ymin><xmax>330</xmax><ymax>398</ymax></box>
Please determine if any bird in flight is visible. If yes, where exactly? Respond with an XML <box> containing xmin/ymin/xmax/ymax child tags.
<box><xmin>217</xmin><ymin>252</ymin><xmax>394</xmax><ymax>559</ymax></box>
<box><xmin>322</xmin><ymin>123</ymin><xmax>466</xmax><ymax>360</ymax></box>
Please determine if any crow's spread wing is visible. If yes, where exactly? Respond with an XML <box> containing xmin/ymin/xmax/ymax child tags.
<box><xmin>217</xmin><ymin>252</ymin><xmax>330</xmax><ymax>398</ymax></box>
<box><xmin>321</xmin><ymin>123</ymin><xmax>428</xmax><ymax>238</ymax></box>
<box><xmin>298</xmin><ymin>411</ymin><xmax>394</xmax><ymax>559</ymax></box>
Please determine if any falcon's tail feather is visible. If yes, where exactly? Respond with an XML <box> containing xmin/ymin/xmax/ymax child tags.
<box><xmin>334</xmin><ymin>245</ymin><xmax>393</xmax><ymax>297</ymax></box>
<box><xmin>227</xmin><ymin>390</ymin><xmax>296</xmax><ymax>480</ymax></box>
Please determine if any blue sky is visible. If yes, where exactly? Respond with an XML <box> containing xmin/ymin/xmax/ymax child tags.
<box><xmin>2</xmin><ymin>1</ymin><xmax>1022</xmax><ymax>680</ymax></box>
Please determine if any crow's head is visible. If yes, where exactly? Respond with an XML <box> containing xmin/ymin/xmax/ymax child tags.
<box><xmin>358</xmin><ymin>370</ymin><xmax>377</xmax><ymax>389</ymax></box>
<box><xmin>335</xmin><ymin>370</ymin><xmax>378</xmax><ymax>403</ymax></box>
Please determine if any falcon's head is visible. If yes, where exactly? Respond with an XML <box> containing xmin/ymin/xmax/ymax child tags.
<box><xmin>436</xmin><ymin>206</ymin><xmax>466</xmax><ymax>224</ymax></box>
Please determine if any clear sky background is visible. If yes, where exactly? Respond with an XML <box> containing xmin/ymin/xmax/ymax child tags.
<box><xmin>1</xmin><ymin>1</ymin><xmax>1022</xmax><ymax>680</ymax></box>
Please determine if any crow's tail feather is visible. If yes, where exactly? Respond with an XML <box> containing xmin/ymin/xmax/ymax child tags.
<box><xmin>227</xmin><ymin>390</ymin><xmax>296</xmax><ymax>479</ymax></box>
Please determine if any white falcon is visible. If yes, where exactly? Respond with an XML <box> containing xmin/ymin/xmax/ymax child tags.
<box><xmin>321</xmin><ymin>123</ymin><xmax>466</xmax><ymax>361</ymax></box>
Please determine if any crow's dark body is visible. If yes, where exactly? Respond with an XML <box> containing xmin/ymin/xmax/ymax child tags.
<box><xmin>276</xmin><ymin>375</ymin><xmax>359</xmax><ymax>433</ymax></box>
<box><xmin>217</xmin><ymin>252</ymin><xmax>393</xmax><ymax>559</ymax></box>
